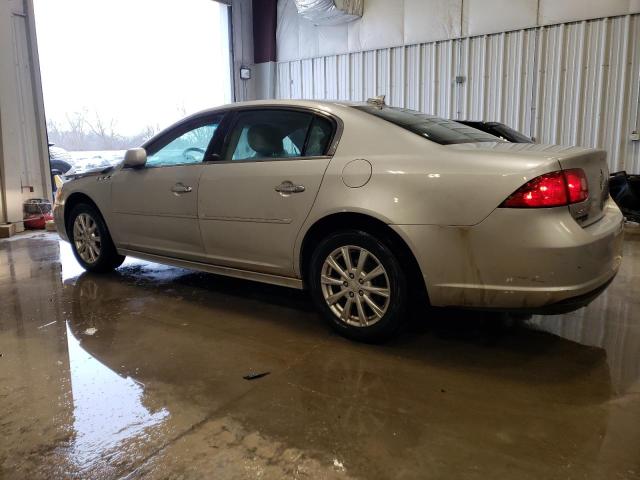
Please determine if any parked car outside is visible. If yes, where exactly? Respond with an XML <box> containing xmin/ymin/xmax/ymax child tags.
<box><xmin>53</xmin><ymin>100</ymin><xmax>624</xmax><ymax>342</ymax></box>
<box><xmin>48</xmin><ymin>142</ymin><xmax>73</xmax><ymax>175</ymax></box>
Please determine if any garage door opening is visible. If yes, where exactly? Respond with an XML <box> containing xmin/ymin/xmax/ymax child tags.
<box><xmin>33</xmin><ymin>0</ymin><xmax>232</xmax><ymax>175</ymax></box>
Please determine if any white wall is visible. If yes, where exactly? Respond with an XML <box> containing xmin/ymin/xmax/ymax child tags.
<box><xmin>277</xmin><ymin>0</ymin><xmax>640</xmax><ymax>62</ymax></box>
<box><xmin>277</xmin><ymin>14</ymin><xmax>640</xmax><ymax>174</ymax></box>
<box><xmin>0</xmin><ymin>0</ymin><xmax>49</xmax><ymax>227</ymax></box>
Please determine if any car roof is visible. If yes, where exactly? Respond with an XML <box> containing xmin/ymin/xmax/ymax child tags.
<box><xmin>190</xmin><ymin>99</ymin><xmax>367</xmax><ymax>116</ymax></box>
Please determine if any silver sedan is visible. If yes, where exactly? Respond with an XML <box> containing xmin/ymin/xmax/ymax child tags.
<box><xmin>54</xmin><ymin>99</ymin><xmax>624</xmax><ymax>342</ymax></box>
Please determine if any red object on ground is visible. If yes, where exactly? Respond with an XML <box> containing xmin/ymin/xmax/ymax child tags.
<box><xmin>24</xmin><ymin>213</ymin><xmax>53</xmax><ymax>230</ymax></box>
<box><xmin>23</xmin><ymin>198</ymin><xmax>53</xmax><ymax>229</ymax></box>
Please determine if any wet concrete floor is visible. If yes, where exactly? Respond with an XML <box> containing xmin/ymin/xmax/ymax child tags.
<box><xmin>1</xmin><ymin>231</ymin><xmax>639</xmax><ymax>479</ymax></box>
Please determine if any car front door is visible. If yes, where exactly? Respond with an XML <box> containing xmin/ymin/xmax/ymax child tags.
<box><xmin>198</xmin><ymin>108</ymin><xmax>338</xmax><ymax>276</ymax></box>
<box><xmin>111</xmin><ymin>113</ymin><xmax>224</xmax><ymax>261</ymax></box>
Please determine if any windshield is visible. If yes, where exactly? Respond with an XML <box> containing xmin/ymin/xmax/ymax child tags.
<box><xmin>354</xmin><ymin>106</ymin><xmax>501</xmax><ymax>145</ymax></box>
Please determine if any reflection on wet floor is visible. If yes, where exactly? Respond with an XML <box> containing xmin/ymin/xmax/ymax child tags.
<box><xmin>65</xmin><ymin>322</ymin><xmax>168</xmax><ymax>467</ymax></box>
<box><xmin>1</xmin><ymin>231</ymin><xmax>639</xmax><ymax>479</ymax></box>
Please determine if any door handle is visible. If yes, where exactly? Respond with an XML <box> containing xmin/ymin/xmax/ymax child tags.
<box><xmin>171</xmin><ymin>183</ymin><xmax>193</xmax><ymax>194</ymax></box>
<box><xmin>275</xmin><ymin>181</ymin><xmax>305</xmax><ymax>195</ymax></box>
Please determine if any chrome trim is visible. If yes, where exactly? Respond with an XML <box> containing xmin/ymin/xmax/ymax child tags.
<box><xmin>122</xmin><ymin>160</ymin><xmax>204</xmax><ymax>170</ymax></box>
<box><xmin>139</xmin><ymin>104</ymin><xmax>344</xmax><ymax>166</ymax></box>
<box><xmin>202</xmin><ymin>155</ymin><xmax>331</xmax><ymax>165</ymax></box>
<box><xmin>112</xmin><ymin>211</ymin><xmax>198</xmax><ymax>219</ymax></box>
<box><xmin>117</xmin><ymin>249</ymin><xmax>304</xmax><ymax>289</ymax></box>
<box><xmin>275</xmin><ymin>181</ymin><xmax>306</xmax><ymax>194</ymax></box>
<box><xmin>199</xmin><ymin>215</ymin><xmax>292</xmax><ymax>224</ymax></box>
<box><xmin>171</xmin><ymin>183</ymin><xmax>193</xmax><ymax>194</ymax></box>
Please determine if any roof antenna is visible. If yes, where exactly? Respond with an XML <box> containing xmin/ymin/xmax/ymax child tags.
<box><xmin>366</xmin><ymin>95</ymin><xmax>386</xmax><ymax>108</ymax></box>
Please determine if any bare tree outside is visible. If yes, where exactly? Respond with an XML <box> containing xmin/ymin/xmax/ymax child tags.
<box><xmin>47</xmin><ymin>109</ymin><xmax>160</xmax><ymax>151</ymax></box>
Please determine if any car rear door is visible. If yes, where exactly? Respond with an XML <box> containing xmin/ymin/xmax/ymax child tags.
<box><xmin>111</xmin><ymin>113</ymin><xmax>224</xmax><ymax>261</ymax></box>
<box><xmin>197</xmin><ymin>108</ymin><xmax>338</xmax><ymax>276</ymax></box>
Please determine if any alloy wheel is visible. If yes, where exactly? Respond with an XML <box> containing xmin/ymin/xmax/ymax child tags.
<box><xmin>320</xmin><ymin>245</ymin><xmax>391</xmax><ymax>327</ymax></box>
<box><xmin>73</xmin><ymin>213</ymin><xmax>102</xmax><ymax>264</ymax></box>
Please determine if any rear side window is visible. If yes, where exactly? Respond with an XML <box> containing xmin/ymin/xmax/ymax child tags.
<box><xmin>305</xmin><ymin>116</ymin><xmax>334</xmax><ymax>156</ymax></box>
<box><xmin>225</xmin><ymin>110</ymin><xmax>312</xmax><ymax>161</ymax></box>
<box><xmin>223</xmin><ymin>110</ymin><xmax>336</xmax><ymax>161</ymax></box>
<box><xmin>354</xmin><ymin>106</ymin><xmax>500</xmax><ymax>145</ymax></box>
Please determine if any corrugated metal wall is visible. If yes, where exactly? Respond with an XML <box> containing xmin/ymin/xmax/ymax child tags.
<box><xmin>277</xmin><ymin>14</ymin><xmax>640</xmax><ymax>173</ymax></box>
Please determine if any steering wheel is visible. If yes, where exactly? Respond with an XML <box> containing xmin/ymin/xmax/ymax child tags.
<box><xmin>182</xmin><ymin>147</ymin><xmax>206</xmax><ymax>162</ymax></box>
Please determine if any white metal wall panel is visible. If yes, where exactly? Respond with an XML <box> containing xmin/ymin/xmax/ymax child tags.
<box><xmin>276</xmin><ymin>14</ymin><xmax>640</xmax><ymax>173</ymax></box>
<box><xmin>289</xmin><ymin>60</ymin><xmax>303</xmax><ymax>99</ymax></box>
<box><xmin>313</xmin><ymin>57</ymin><xmax>326</xmax><ymax>99</ymax></box>
<box><xmin>435</xmin><ymin>40</ymin><xmax>457</xmax><ymax>118</ymax></box>
<box><xmin>405</xmin><ymin>45</ymin><xmax>421</xmax><ymax>110</ymax></box>
<box><xmin>349</xmin><ymin>52</ymin><xmax>364</xmax><ymax>101</ymax></box>
<box><xmin>301</xmin><ymin>58</ymin><xmax>314</xmax><ymax>98</ymax></box>
<box><xmin>277</xmin><ymin>62</ymin><xmax>291</xmax><ymax>98</ymax></box>
<box><xmin>11</xmin><ymin>14</ymin><xmax>42</xmax><ymax>196</ymax></box>
<box><xmin>337</xmin><ymin>54</ymin><xmax>349</xmax><ymax>100</ymax></box>
<box><xmin>325</xmin><ymin>55</ymin><xmax>338</xmax><ymax>99</ymax></box>
<box><xmin>363</xmin><ymin>50</ymin><xmax>376</xmax><ymax>100</ymax></box>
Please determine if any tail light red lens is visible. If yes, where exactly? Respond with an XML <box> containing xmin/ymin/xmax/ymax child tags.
<box><xmin>564</xmin><ymin>168</ymin><xmax>589</xmax><ymax>203</ymax></box>
<box><xmin>501</xmin><ymin>169</ymin><xmax>589</xmax><ymax>208</ymax></box>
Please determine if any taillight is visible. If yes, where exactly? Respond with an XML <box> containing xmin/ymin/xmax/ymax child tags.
<box><xmin>501</xmin><ymin>169</ymin><xmax>589</xmax><ymax>208</ymax></box>
<box><xmin>564</xmin><ymin>168</ymin><xmax>589</xmax><ymax>203</ymax></box>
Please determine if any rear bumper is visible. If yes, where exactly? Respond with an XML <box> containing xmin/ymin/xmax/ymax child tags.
<box><xmin>529</xmin><ymin>275</ymin><xmax>615</xmax><ymax>314</ymax></box>
<box><xmin>392</xmin><ymin>198</ymin><xmax>624</xmax><ymax>311</ymax></box>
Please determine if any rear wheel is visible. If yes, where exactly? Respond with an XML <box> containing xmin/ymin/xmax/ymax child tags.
<box><xmin>68</xmin><ymin>203</ymin><xmax>125</xmax><ymax>273</ymax></box>
<box><xmin>309</xmin><ymin>230</ymin><xmax>408</xmax><ymax>342</ymax></box>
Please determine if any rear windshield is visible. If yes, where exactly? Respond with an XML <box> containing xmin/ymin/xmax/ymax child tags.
<box><xmin>354</xmin><ymin>106</ymin><xmax>500</xmax><ymax>145</ymax></box>
<box><xmin>490</xmin><ymin>124</ymin><xmax>533</xmax><ymax>143</ymax></box>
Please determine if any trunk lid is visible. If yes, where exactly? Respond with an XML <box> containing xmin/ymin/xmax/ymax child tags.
<box><xmin>447</xmin><ymin>142</ymin><xmax>610</xmax><ymax>227</ymax></box>
<box><xmin>554</xmin><ymin>147</ymin><xmax>609</xmax><ymax>227</ymax></box>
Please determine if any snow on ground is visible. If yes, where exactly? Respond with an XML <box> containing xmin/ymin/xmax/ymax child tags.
<box><xmin>67</xmin><ymin>150</ymin><xmax>126</xmax><ymax>174</ymax></box>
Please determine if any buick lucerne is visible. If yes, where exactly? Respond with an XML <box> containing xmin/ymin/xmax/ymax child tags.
<box><xmin>54</xmin><ymin>100</ymin><xmax>624</xmax><ymax>341</ymax></box>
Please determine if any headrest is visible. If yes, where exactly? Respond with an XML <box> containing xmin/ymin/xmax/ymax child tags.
<box><xmin>247</xmin><ymin>124</ymin><xmax>284</xmax><ymax>156</ymax></box>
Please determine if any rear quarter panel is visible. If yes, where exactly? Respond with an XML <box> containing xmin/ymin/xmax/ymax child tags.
<box><xmin>300</xmin><ymin>107</ymin><xmax>562</xmax><ymax>223</ymax></box>
<box><xmin>293</xmin><ymin>106</ymin><xmax>566</xmax><ymax>275</ymax></box>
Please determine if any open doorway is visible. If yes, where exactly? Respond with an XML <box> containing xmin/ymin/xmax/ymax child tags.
<box><xmin>33</xmin><ymin>0</ymin><xmax>232</xmax><ymax>177</ymax></box>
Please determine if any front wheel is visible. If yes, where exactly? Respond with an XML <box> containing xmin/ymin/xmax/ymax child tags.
<box><xmin>68</xmin><ymin>203</ymin><xmax>125</xmax><ymax>273</ymax></box>
<box><xmin>309</xmin><ymin>230</ymin><xmax>408</xmax><ymax>342</ymax></box>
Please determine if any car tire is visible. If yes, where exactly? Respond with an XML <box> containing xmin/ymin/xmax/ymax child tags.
<box><xmin>68</xmin><ymin>203</ymin><xmax>125</xmax><ymax>273</ymax></box>
<box><xmin>309</xmin><ymin>230</ymin><xmax>408</xmax><ymax>343</ymax></box>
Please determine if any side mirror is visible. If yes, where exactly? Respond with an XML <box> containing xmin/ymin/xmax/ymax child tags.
<box><xmin>123</xmin><ymin>148</ymin><xmax>147</xmax><ymax>168</ymax></box>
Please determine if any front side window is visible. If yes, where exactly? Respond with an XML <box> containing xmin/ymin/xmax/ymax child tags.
<box><xmin>354</xmin><ymin>106</ymin><xmax>500</xmax><ymax>145</ymax></box>
<box><xmin>224</xmin><ymin>110</ymin><xmax>317</xmax><ymax>161</ymax></box>
<box><xmin>146</xmin><ymin>118</ymin><xmax>222</xmax><ymax>167</ymax></box>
